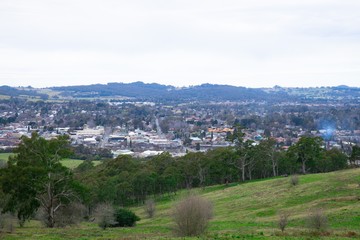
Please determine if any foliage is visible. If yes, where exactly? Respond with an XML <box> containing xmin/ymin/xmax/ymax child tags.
<box><xmin>37</xmin><ymin>202</ymin><xmax>87</xmax><ymax>228</ymax></box>
<box><xmin>287</xmin><ymin>136</ymin><xmax>324</xmax><ymax>174</ymax></box>
<box><xmin>350</xmin><ymin>145</ymin><xmax>360</xmax><ymax>165</ymax></box>
<box><xmin>112</xmin><ymin>208</ymin><xmax>140</xmax><ymax>227</ymax></box>
<box><xmin>317</xmin><ymin>148</ymin><xmax>348</xmax><ymax>172</ymax></box>
<box><xmin>172</xmin><ymin>195</ymin><xmax>213</xmax><ymax>237</ymax></box>
<box><xmin>0</xmin><ymin>132</ymin><xmax>84</xmax><ymax>227</ymax></box>
<box><xmin>1</xmin><ymin>169</ymin><xmax>360</xmax><ymax>239</ymax></box>
<box><xmin>75</xmin><ymin>160</ymin><xmax>95</xmax><ymax>173</ymax></box>
<box><xmin>76</xmin><ymin>137</ymin><xmax>349</xmax><ymax>208</ymax></box>
<box><xmin>0</xmin><ymin>160</ymin><xmax>6</xmax><ymax>169</ymax></box>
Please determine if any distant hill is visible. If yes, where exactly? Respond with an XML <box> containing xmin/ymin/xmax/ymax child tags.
<box><xmin>0</xmin><ymin>86</ymin><xmax>48</xmax><ymax>99</ymax></box>
<box><xmin>51</xmin><ymin>82</ymin><xmax>290</xmax><ymax>102</ymax></box>
<box><xmin>2</xmin><ymin>82</ymin><xmax>359</xmax><ymax>103</ymax></box>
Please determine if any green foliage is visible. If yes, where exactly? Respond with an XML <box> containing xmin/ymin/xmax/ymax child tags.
<box><xmin>2</xmin><ymin>169</ymin><xmax>360</xmax><ymax>239</ymax></box>
<box><xmin>350</xmin><ymin>145</ymin><xmax>360</xmax><ymax>165</ymax></box>
<box><xmin>0</xmin><ymin>132</ymin><xmax>85</xmax><ymax>227</ymax></box>
<box><xmin>112</xmin><ymin>208</ymin><xmax>140</xmax><ymax>227</ymax></box>
<box><xmin>287</xmin><ymin>136</ymin><xmax>324</xmax><ymax>174</ymax></box>
<box><xmin>75</xmin><ymin>160</ymin><xmax>95</xmax><ymax>173</ymax></box>
<box><xmin>76</xmin><ymin>138</ymin><xmax>349</xmax><ymax>208</ymax></box>
<box><xmin>317</xmin><ymin>148</ymin><xmax>348</xmax><ymax>172</ymax></box>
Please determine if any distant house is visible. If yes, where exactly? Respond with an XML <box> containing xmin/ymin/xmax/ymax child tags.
<box><xmin>112</xmin><ymin>149</ymin><xmax>134</xmax><ymax>158</ymax></box>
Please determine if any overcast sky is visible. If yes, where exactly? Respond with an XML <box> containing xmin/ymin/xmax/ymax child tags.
<box><xmin>0</xmin><ymin>0</ymin><xmax>359</xmax><ymax>88</ymax></box>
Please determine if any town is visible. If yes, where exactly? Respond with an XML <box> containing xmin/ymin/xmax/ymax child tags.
<box><xmin>1</xmin><ymin>85</ymin><xmax>360</xmax><ymax>160</ymax></box>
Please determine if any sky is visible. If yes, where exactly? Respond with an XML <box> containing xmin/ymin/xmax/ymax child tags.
<box><xmin>0</xmin><ymin>0</ymin><xmax>359</xmax><ymax>88</ymax></box>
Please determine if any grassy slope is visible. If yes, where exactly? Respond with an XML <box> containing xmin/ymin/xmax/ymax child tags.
<box><xmin>2</xmin><ymin>169</ymin><xmax>360</xmax><ymax>239</ymax></box>
<box><xmin>0</xmin><ymin>153</ymin><xmax>13</xmax><ymax>161</ymax></box>
<box><xmin>0</xmin><ymin>153</ymin><xmax>100</xmax><ymax>169</ymax></box>
<box><xmin>60</xmin><ymin>158</ymin><xmax>101</xmax><ymax>169</ymax></box>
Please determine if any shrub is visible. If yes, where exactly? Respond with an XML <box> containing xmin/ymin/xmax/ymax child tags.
<box><xmin>290</xmin><ymin>175</ymin><xmax>299</xmax><ymax>186</ymax></box>
<box><xmin>307</xmin><ymin>208</ymin><xmax>328</xmax><ymax>231</ymax></box>
<box><xmin>112</xmin><ymin>208</ymin><xmax>140</xmax><ymax>227</ymax></box>
<box><xmin>56</xmin><ymin>202</ymin><xmax>87</xmax><ymax>227</ymax></box>
<box><xmin>37</xmin><ymin>202</ymin><xmax>87</xmax><ymax>228</ymax></box>
<box><xmin>93</xmin><ymin>203</ymin><xmax>116</xmax><ymax>230</ymax></box>
<box><xmin>278</xmin><ymin>212</ymin><xmax>290</xmax><ymax>232</ymax></box>
<box><xmin>0</xmin><ymin>211</ymin><xmax>16</xmax><ymax>233</ymax></box>
<box><xmin>144</xmin><ymin>199</ymin><xmax>156</xmax><ymax>218</ymax></box>
<box><xmin>172</xmin><ymin>195</ymin><xmax>213</xmax><ymax>237</ymax></box>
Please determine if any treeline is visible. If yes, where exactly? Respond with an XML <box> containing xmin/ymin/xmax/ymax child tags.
<box><xmin>76</xmin><ymin>134</ymin><xmax>350</xmax><ymax>207</ymax></box>
<box><xmin>0</xmin><ymin>132</ymin><xmax>355</xmax><ymax>228</ymax></box>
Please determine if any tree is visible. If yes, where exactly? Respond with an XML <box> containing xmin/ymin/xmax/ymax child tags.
<box><xmin>287</xmin><ymin>136</ymin><xmax>323</xmax><ymax>174</ymax></box>
<box><xmin>0</xmin><ymin>132</ymin><xmax>83</xmax><ymax>227</ymax></box>
<box><xmin>227</xmin><ymin>125</ymin><xmax>252</xmax><ymax>181</ymax></box>
<box><xmin>112</xmin><ymin>208</ymin><xmax>140</xmax><ymax>227</ymax></box>
<box><xmin>316</xmin><ymin>148</ymin><xmax>348</xmax><ymax>172</ymax></box>
<box><xmin>350</xmin><ymin>145</ymin><xmax>360</xmax><ymax>166</ymax></box>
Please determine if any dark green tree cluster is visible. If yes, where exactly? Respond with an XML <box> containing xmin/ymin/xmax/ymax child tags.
<box><xmin>0</xmin><ymin>131</ymin><xmax>351</xmax><ymax>227</ymax></box>
<box><xmin>77</xmin><ymin>133</ymin><xmax>349</xmax><ymax>207</ymax></box>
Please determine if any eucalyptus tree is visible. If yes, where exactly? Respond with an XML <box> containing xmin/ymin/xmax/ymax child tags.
<box><xmin>287</xmin><ymin>136</ymin><xmax>324</xmax><ymax>174</ymax></box>
<box><xmin>0</xmin><ymin>132</ymin><xmax>83</xmax><ymax>227</ymax></box>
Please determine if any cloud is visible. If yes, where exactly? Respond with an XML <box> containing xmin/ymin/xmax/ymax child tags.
<box><xmin>0</xmin><ymin>0</ymin><xmax>359</xmax><ymax>87</ymax></box>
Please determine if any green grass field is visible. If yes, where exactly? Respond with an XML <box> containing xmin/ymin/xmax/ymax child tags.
<box><xmin>60</xmin><ymin>158</ymin><xmax>101</xmax><ymax>169</ymax></box>
<box><xmin>0</xmin><ymin>153</ymin><xmax>13</xmax><ymax>161</ymax></box>
<box><xmin>1</xmin><ymin>168</ymin><xmax>360</xmax><ymax>239</ymax></box>
<box><xmin>0</xmin><ymin>153</ymin><xmax>101</xmax><ymax>169</ymax></box>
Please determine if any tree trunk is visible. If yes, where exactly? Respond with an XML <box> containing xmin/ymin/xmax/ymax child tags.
<box><xmin>302</xmin><ymin>161</ymin><xmax>306</xmax><ymax>174</ymax></box>
<box><xmin>47</xmin><ymin>207</ymin><xmax>55</xmax><ymax>228</ymax></box>
<box><xmin>272</xmin><ymin>161</ymin><xmax>277</xmax><ymax>177</ymax></box>
<box><xmin>241</xmin><ymin>163</ymin><xmax>245</xmax><ymax>182</ymax></box>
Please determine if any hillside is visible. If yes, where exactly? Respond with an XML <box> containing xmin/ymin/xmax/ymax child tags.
<box><xmin>0</xmin><ymin>86</ymin><xmax>48</xmax><ymax>99</ymax></box>
<box><xmin>2</xmin><ymin>168</ymin><xmax>360</xmax><ymax>239</ymax></box>
<box><xmin>52</xmin><ymin>82</ymin><xmax>276</xmax><ymax>102</ymax></box>
<box><xmin>1</xmin><ymin>82</ymin><xmax>360</xmax><ymax>103</ymax></box>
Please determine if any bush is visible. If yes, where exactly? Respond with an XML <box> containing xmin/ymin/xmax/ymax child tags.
<box><xmin>112</xmin><ymin>208</ymin><xmax>140</xmax><ymax>227</ymax></box>
<box><xmin>172</xmin><ymin>195</ymin><xmax>213</xmax><ymax>237</ymax></box>
<box><xmin>278</xmin><ymin>212</ymin><xmax>290</xmax><ymax>232</ymax></box>
<box><xmin>144</xmin><ymin>199</ymin><xmax>156</xmax><ymax>218</ymax></box>
<box><xmin>93</xmin><ymin>203</ymin><xmax>116</xmax><ymax>230</ymax></box>
<box><xmin>290</xmin><ymin>175</ymin><xmax>299</xmax><ymax>186</ymax></box>
<box><xmin>307</xmin><ymin>208</ymin><xmax>328</xmax><ymax>231</ymax></box>
<box><xmin>55</xmin><ymin>202</ymin><xmax>87</xmax><ymax>227</ymax></box>
<box><xmin>37</xmin><ymin>202</ymin><xmax>87</xmax><ymax>228</ymax></box>
<box><xmin>0</xmin><ymin>211</ymin><xmax>16</xmax><ymax>233</ymax></box>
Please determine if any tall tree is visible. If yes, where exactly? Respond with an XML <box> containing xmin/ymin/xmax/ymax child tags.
<box><xmin>287</xmin><ymin>136</ymin><xmax>324</xmax><ymax>174</ymax></box>
<box><xmin>0</xmin><ymin>133</ymin><xmax>82</xmax><ymax>227</ymax></box>
<box><xmin>350</xmin><ymin>145</ymin><xmax>360</xmax><ymax>165</ymax></box>
<box><xmin>227</xmin><ymin>124</ymin><xmax>253</xmax><ymax>181</ymax></box>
